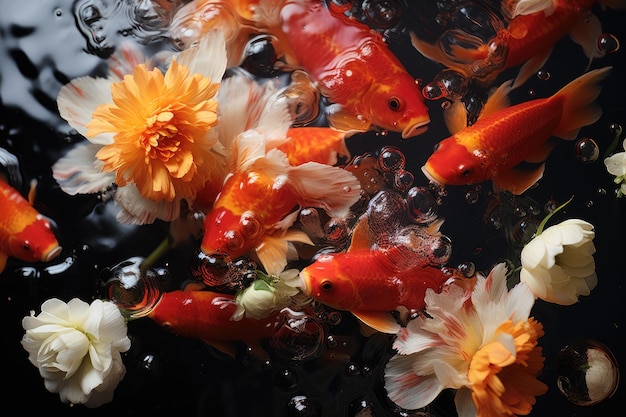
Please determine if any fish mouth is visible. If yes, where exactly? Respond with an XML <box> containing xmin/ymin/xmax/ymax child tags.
<box><xmin>296</xmin><ymin>269</ymin><xmax>310</xmax><ymax>294</ymax></box>
<box><xmin>402</xmin><ymin>118</ymin><xmax>430</xmax><ymax>139</ymax></box>
<box><xmin>43</xmin><ymin>245</ymin><xmax>62</xmax><ymax>262</ymax></box>
<box><xmin>421</xmin><ymin>164</ymin><xmax>445</xmax><ymax>185</ymax></box>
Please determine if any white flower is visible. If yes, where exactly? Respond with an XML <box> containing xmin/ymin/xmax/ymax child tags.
<box><xmin>604</xmin><ymin>138</ymin><xmax>626</xmax><ymax>197</ymax></box>
<box><xmin>52</xmin><ymin>30</ymin><xmax>228</xmax><ymax>224</ymax></box>
<box><xmin>21</xmin><ymin>298</ymin><xmax>131</xmax><ymax>408</ymax></box>
<box><xmin>520</xmin><ymin>218</ymin><xmax>597</xmax><ymax>305</ymax></box>
<box><xmin>232</xmin><ymin>269</ymin><xmax>300</xmax><ymax>321</ymax></box>
<box><xmin>384</xmin><ymin>263</ymin><xmax>547</xmax><ymax>416</ymax></box>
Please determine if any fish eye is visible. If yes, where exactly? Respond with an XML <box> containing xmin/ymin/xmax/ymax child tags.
<box><xmin>224</xmin><ymin>230</ymin><xmax>244</xmax><ymax>252</ymax></box>
<box><xmin>22</xmin><ymin>242</ymin><xmax>31</xmax><ymax>252</ymax></box>
<box><xmin>321</xmin><ymin>280</ymin><xmax>333</xmax><ymax>291</ymax></box>
<box><xmin>458</xmin><ymin>164</ymin><xmax>472</xmax><ymax>177</ymax></box>
<box><xmin>240</xmin><ymin>212</ymin><xmax>262</xmax><ymax>239</ymax></box>
<box><xmin>388</xmin><ymin>96</ymin><xmax>403</xmax><ymax>112</ymax></box>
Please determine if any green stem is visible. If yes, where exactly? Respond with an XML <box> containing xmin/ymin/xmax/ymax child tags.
<box><xmin>535</xmin><ymin>196</ymin><xmax>574</xmax><ymax>236</ymax></box>
<box><xmin>140</xmin><ymin>237</ymin><xmax>170</xmax><ymax>272</ymax></box>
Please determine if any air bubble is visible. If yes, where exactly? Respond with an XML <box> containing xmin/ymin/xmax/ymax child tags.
<box><xmin>575</xmin><ymin>137</ymin><xmax>600</xmax><ymax>163</ymax></box>
<box><xmin>379</xmin><ymin>146</ymin><xmax>405</xmax><ymax>172</ymax></box>
<box><xmin>287</xmin><ymin>395</ymin><xmax>321</xmax><ymax>417</ymax></box>
<box><xmin>536</xmin><ymin>69</ymin><xmax>550</xmax><ymax>81</ymax></box>
<box><xmin>597</xmin><ymin>33</ymin><xmax>620</xmax><ymax>54</ymax></box>
<box><xmin>556</xmin><ymin>339</ymin><xmax>620</xmax><ymax>406</ymax></box>
<box><xmin>406</xmin><ymin>186</ymin><xmax>438</xmax><ymax>224</ymax></box>
<box><xmin>270</xmin><ymin>309</ymin><xmax>326</xmax><ymax>362</ymax></box>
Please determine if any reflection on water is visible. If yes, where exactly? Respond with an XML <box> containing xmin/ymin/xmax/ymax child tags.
<box><xmin>1</xmin><ymin>0</ymin><xmax>625</xmax><ymax>415</ymax></box>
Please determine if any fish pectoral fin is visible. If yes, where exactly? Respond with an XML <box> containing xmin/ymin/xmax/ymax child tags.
<box><xmin>325</xmin><ymin>103</ymin><xmax>371</xmax><ymax>132</ymax></box>
<box><xmin>512</xmin><ymin>47</ymin><xmax>552</xmax><ymax>89</ymax></box>
<box><xmin>204</xmin><ymin>340</ymin><xmax>239</xmax><ymax>359</ymax></box>
<box><xmin>0</xmin><ymin>252</ymin><xmax>7</xmax><ymax>274</ymax></box>
<box><xmin>524</xmin><ymin>140</ymin><xmax>557</xmax><ymax>164</ymax></box>
<box><xmin>352</xmin><ymin>310</ymin><xmax>401</xmax><ymax>334</ymax></box>
<box><xmin>569</xmin><ymin>13</ymin><xmax>603</xmax><ymax>66</ymax></box>
<box><xmin>256</xmin><ymin>229</ymin><xmax>313</xmax><ymax>276</ymax></box>
<box><xmin>289</xmin><ymin>162</ymin><xmax>362</xmax><ymax>219</ymax></box>
<box><xmin>492</xmin><ymin>164</ymin><xmax>545</xmax><ymax>195</ymax></box>
<box><xmin>443</xmin><ymin>100</ymin><xmax>469</xmax><ymax>134</ymax></box>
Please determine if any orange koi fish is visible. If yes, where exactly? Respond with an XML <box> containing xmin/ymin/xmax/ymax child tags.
<box><xmin>0</xmin><ymin>178</ymin><xmax>62</xmax><ymax>273</ymax></box>
<box><xmin>200</xmin><ymin>127</ymin><xmax>360</xmax><ymax>277</ymax></box>
<box><xmin>147</xmin><ymin>289</ymin><xmax>280</xmax><ymax>356</ymax></box>
<box><xmin>254</xmin><ymin>0</ymin><xmax>430</xmax><ymax>137</ymax></box>
<box><xmin>422</xmin><ymin>66</ymin><xmax>611</xmax><ymax>194</ymax></box>
<box><xmin>412</xmin><ymin>0</ymin><xmax>626</xmax><ymax>89</ymax></box>
<box><xmin>299</xmin><ymin>246</ymin><xmax>450</xmax><ymax>334</ymax></box>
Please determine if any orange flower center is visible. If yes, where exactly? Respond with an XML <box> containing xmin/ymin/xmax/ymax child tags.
<box><xmin>468</xmin><ymin>319</ymin><xmax>548</xmax><ymax>417</ymax></box>
<box><xmin>87</xmin><ymin>61</ymin><xmax>221</xmax><ymax>202</ymax></box>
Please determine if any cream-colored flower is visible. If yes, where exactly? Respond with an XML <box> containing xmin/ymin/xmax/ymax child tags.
<box><xmin>232</xmin><ymin>269</ymin><xmax>300</xmax><ymax>321</ymax></box>
<box><xmin>604</xmin><ymin>138</ymin><xmax>626</xmax><ymax>197</ymax></box>
<box><xmin>21</xmin><ymin>298</ymin><xmax>131</xmax><ymax>408</ymax></box>
<box><xmin>53</xmin><ymin>30</ymin><xmax>228</xmax><ymax>224</ymax></box>
<box><xmin>520</xmin><ymin>218</ymin><xmax>597</xmax><ymax>305</ymax></box>
<box><xmin>384</xmin><ymin>263</ymin><xmax>547</xmax><ymax>416</ymax></box>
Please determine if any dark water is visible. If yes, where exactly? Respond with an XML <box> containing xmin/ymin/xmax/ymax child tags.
<box><xmin>1</xmin><ymin>1</ymin><xmax>625</xmax><ymax>416</ymax></box>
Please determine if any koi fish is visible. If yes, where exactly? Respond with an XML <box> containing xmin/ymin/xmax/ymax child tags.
<box><xmin>298</xmin><ymin>246</ymin><xmax>450</xmax><ymax>334</ymax></box>
<box><xmin>297</xmin><ymin>213</ymin><xmax>453</xmax><ymax>334</ymax></box>
<box><xmin>252</xmin><ymin>0</ymin><xmax>430</xmax><ymax>137</ymax></box>
<box><xmin>0</xmin><ymin>178</ymin><xmax>62</xmax><ymax>273</ymax></box>
<box><xmin>147</xmin><ymin>289</ymin><xmax>280</xmax><ymax>357</ymax></box>
<box><xmin>422</xmin><ymin>66</ymin><xmax>611</xmax><ymax>194</ymax></box>
<box><xmin>412</xmin><ymin>0</ymin><xmax>626</xmax><ymax>89</ymax></box>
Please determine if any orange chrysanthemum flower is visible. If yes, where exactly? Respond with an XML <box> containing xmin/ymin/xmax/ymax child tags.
<box><xmin>87</xmin><ymin>59</ymin><xmax>220</xmax><ymax>202</ymax></box>
<box><xmin>469</xmin><ymin>319</ymin><xmax>547</xmax><ymax>417</ymax></box>
<box><xmin>385</xmin><ymin>263</ymin><xmax>548</xmax><ymax>417</ymax></box>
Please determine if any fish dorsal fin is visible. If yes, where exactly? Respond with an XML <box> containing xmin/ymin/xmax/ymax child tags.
<box><xmin>568</xmin><ymin>13</ymin><xmax>603</xmax><ymax>70</ymax></box>
<box><xmin>352</xmin><ymin>310</ymin><xmax>401</xmax><ymax>334</ymax></box>
<box><xmin>493</xmin><ymin>164</ymin><xmax>545</xmax><ymax>195</ymax></box>
<box><xmin>347</xmin><ymin>216</ymin><xmax>375</xmax><ymax>251</ymax></box>
<box><xmin>481</xmin><ymin>79</ymin><xmax>513</xmax><ymax>117</ymax></box>
<box><xmin>287</xmin><ymin>162</ymin><xmax>362</xmax><ymax>219</ymax></box>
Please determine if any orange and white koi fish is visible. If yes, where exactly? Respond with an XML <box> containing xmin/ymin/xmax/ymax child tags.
<box><xmin>412</xmin><ymin>0</ymin><xmax>626</xmax><ymax>89</ymax></box>
<box><xmin>422</xmin><ymin>66</ymin><xmax>611</xmax><ymax>194</ymax></box>
<box><xmin>262</xmin><ymin>0</ymin><xmax>430</xmax><ymax>136</ymax></box>
<box><xmin>200</xmin><ymin>134</ymin><xmax>360</xmax><ymax>276</ymax></box>
<box><xmin>147</xmin><ymin>289</ymin><xmax>280</xmax><ymax>356</ymax></box>
<box><xmin>0</xmin><ymin>178</ymin><xmax>62</xmax><ymax>273</ymax></box>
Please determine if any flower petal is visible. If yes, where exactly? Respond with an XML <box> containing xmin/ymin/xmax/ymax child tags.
<box><xmin>52</xmin><ymin>143</ymin><xmax>115</xmax><ymax>195</ymax></box>
<box><xmin>384</xmin><ymin>353</ymin><xmax>444</xmax><ymax>410</ymax></box>
<box><xmin>114</xmin><ymin>185</ymin><xmax>181</xmax><ymax>224</ymax></box>
<box><xmin>176</xmin><ymin>29</ymin><xmax>227</xmax><ymax>83</ymax></box>
<box><xmin>57</xmin><ymin>76</ymin><xmax>115</xmax><ymax>144</ymax></box>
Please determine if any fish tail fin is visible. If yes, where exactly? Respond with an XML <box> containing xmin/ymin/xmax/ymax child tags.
<box><xmin>552</xmin><ymin>67</ymin><xmax>611</xmax><ymax>140</ymax></box>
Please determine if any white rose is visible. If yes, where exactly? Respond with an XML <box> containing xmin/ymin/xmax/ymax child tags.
<box><xmin>604</xmin><ymin>139</ymin><xmax>626</xmax><ymax>197</ymax></box>
<box><xmin>232</xmin><ymin>269</ymin><xmax>300</xmax><ymax>320</ymax></box>
<box><xmin>21</xmin><ymin>298</ymin><xmax>131</xmax><ymax>408</ymax></box>
<box><xmin>520</xmin><ymin>219</ymin><xmax>597</xmax><ymax>305</ymax></box>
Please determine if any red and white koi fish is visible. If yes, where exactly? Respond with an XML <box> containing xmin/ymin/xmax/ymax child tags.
<box><xmin>0</xmin><ymin>178</ymin><xmax>62</xmax><ymax>273</ymax></box>
<box><xmin>422</xmin><ymin>66</ymin><xmax>611</xmax><ymax>194</ymax></box>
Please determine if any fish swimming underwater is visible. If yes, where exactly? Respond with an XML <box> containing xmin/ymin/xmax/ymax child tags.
<box><xmin>422</xmin><ymin>66</ymin><xmax>612</xmax><ymax>194</ymax></box>
<box><xmin>299</xmin><ymin>245</ymin><xmax>451</xmax><ymax>334</ymax></box>
<box><xmin>411</xmin><ymin>0</ymin><xmax>626</xmax><ymax>89</ymax></box>
<box><xmin>0</xmin><ymin>178</ymin><xmax>62</xmax><ymax>273</ymax></box>
<box><xmin>147</xmin><ymin>289</ymin><xmax>280</xmax><ymax>357</ymax></box>
<box><xmin>273</xmin><ymin>0</ymin><xmax>430</xmax><ymax>136</ymax></box>
<box><xmin>200</xmin><ymin>127</ymin><xmax>361</xmax><ymax>277</ymax></box>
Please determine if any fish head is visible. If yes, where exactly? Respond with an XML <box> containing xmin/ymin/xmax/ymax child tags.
<box><xmin>422</xmin><ymin>137</ymin><xmax>493</xmax><ymax>186</ymax></box>
<box><xmin>201</xmin><ymin>207</ymin><xmax>264</xmax><ymax>260</ymax></box>
<box><xmin>9</xmin><ymin>215</ymin><xmax>62</xmax><ymax>263</ymax></box>
<box><xmin>366</xmin><ymin>76</ymin><xmax>430</xmax><ymax>138</ymax></box>
<box><xmin>298</xmin><ymin>254</ymin><xmax>359</xmax><ymax>310</ymax></box>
